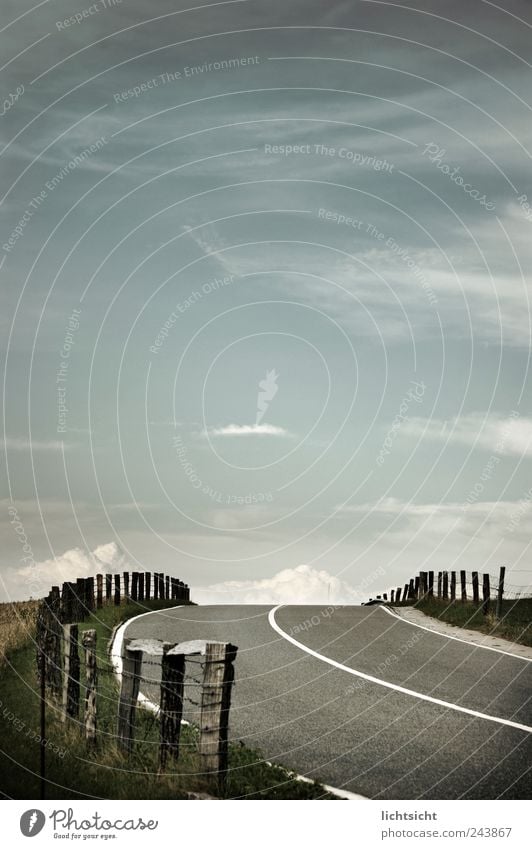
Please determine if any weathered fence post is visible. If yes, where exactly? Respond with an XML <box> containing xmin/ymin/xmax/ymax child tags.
<box><xmin>403</xmin><ymin>583</ymin><xmax>409</xmax><ymax>601</ymax></box>
<box><xmin>390</xmin><ymin>589</ymin><xmax>395</xmax><ymax>603</ymax></box>
<box><xmin>414</xmin><ymin>576</ymin><xmax>420</xmax><ymax>600</ymax></box>
<box><xmin>81</xmin><ymin>629</ymin><xmax>97</xmax><ymax>744</ymax></box>
<box><xmin>61</xmin><ymin>581</ymin><xmax>73</xmax><ymax>623</ymax></box>
<box><xmin>437</xmin><ymin>571</ymin><xmax>442</xmax><ymax>599</ymax></box>
<box><xmin>442</xmin><ymin>571</ymin><xmax>449</xmax><ymax>600</ymax></box>
<box><xmin>105</xmin><ymin>573</ymin><xmax>112</xmax><ymax>603</ymax></box>
<box><xmin>171</xmin><ymin>577</ymin><xmax>177</xmax><ymax>600</ymax></box>
<box><xmin>383</xmin><ymin>592</ymin><xmax>388</xmax><ymax>601</ymax></box>
<box><xmin>450</xmin><ymin>571</ymin><xmax>456</xmax><ymax>602</ymax></box>
<box><xmin>76</xmin><ymin>578</ymin><xmax>86</xmax><ymax>619</ymax></box>
<box><xmin>131</xmin><ymin>572</ymin><xmax>138</xmax><ymax>602</ymax></box>
<box><xmin>145</xmin><ymin>572</ymin><xmax>151</xmax><ymax>600</ymax></box>
<box><xmin>159</xmin><ymin>574</ymin><xmax>165</xmax><ymax>599</ymax></box>
<box><xmin>165</xmin><ymin>575</ymin><xmax>170</xmax><ymax>599</ymax></box>
<box><xmin>408</xmin><ymin>579</ymin><xmax>415</xmax><ymax>599</ymax></box>
<box><xmin>47</xmin><ymin>588</ymin><xmax>62</xmax><ymax>698</ymax></box>
<box><xmin>114</xmin><ymin>574</ymin><xmax>120</xmax><ymax>606</ymax></box>
<box><xmin>396</xmin><ymin>586</ymin><xmax>402</xmax><ymax>602</ymax></box>
<box><xmin>123</xmin><ymin>572</ymin><xmax>130</xmax><ymax>601</ymax></box>
<box><xmin>496</xmin><ymin>566</ymin><xmax>506</xmax><ymax>619</ymax></box>
<box><xmin>86</xmin><ymin>577</ymin><xmax>95</xmax><ymax>612</ymax></box>
<box><xmin>159</xmin><ymin>648</ymin><xmax>185</xmax><ymax>771</ymax></box>
<box><xmin>154</xmin><ymin>573</ymin><xmax>159</xmax><ymax>600</ymax></box>
<box><xmin>418</xmin><ymin>572</ymin><xmax>425</xmax><ymax>599</ymax></box>
<box><xmin>117</xmin><ymin>640</ymin><xmax>142</xmax><ymax>753</ymax></box>
<box><xmin>482</xmin><ymin>573</ymin><xmax>491</xmax><ymax>615</ymax></box>
<box><xmin>199</xmin><ymin>642</ymin><xmax>238</xmax><ymax>792</ymax></box>
<box><xmin>428</xmin><ymin>571</ymin><xmax>434</xmax><ymax>598</ymax></box>
<box><xmin>472</xmin><ymin>571</ymin><xmax>479</xmax><ymax>604</ymax></box>
<box><xmin>62</xmin><ymin>624</ymin><xmax>80</xmax><ymax>722</ymax></box>
<box><xmin>138</xmin><ymin>572</ymin><xmax>145</xmax><ymax>602</ymax></box>
<box><xmin>96</xmin><ymin>574</ymin><xmax>104</xmax><ymax>609</ymax></box>
<box><xmin>460</xmin><ymin>570</ymin><xmax>467</xmax><ymax>603</ymax></box>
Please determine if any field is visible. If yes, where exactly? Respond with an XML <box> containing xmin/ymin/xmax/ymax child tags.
<box><xmin>0</xmin><ymin>598</ymin><xmax>336</xmax><ymax>800</ymax></box>
<box><xmin>397</xmin><ymin>596</ymin><xmax>532</xmax><ymax>647</ymax></box>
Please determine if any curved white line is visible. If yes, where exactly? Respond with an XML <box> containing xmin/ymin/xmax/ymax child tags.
<box><xmin>268</xmin><ymin>605</ymin><xmax>532</xmax><ymax>734</ymax></box>
<box><xmin>112</xmin><ymin>606</ymin><xmax>365</xmax><ymax>799</ymax></box>
<box><xmin>380</xmin><ymin>604</ymin><xmax>532</xmax><ymax>663</ymax></box>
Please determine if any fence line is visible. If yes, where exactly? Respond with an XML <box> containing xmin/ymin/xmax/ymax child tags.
<box><xmin>366</xmin><ymin>566</ymin><xmax>531</xmax><ymax>616</ymax></box>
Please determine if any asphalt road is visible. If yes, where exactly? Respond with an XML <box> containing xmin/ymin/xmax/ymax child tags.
<box><xmin>122</xmin><ymin>604</ymin><xmax>532</xmax><ymax>799</ymax></box>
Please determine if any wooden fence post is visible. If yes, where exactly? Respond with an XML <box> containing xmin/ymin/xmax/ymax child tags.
<box><xmin>496</xmin><ymin>566</ymin><xmax>506</xmax><ymax>619</ymax></box>
<box><xmin>114</xmin><ymin>574</ymin><xmax>120</xmax><ymax>606</ymax></box>
<box><xmin>96</xmin><ymin>574</ymin><xmax>104</xmax><ymax>609</ymax></box>
<box><xmin>159</xmin><ymin>574</ymin><xmax>165</xmax><ymax>599</ymax></box>
<box><xmin>153</xmin><ymin>573</ymin><xmax>159</xmax><ymax>600</ymax></box>
<box><xmin>171</xmin><ymin>578</ymin><xmax>177</xmax><ymax>600</ymax></box>
<box><xmin>450</xmin><ymin>571</ymin><xmax>456</xmax><ymax>602</ymax></box>
<box><xmin>199</xmin><ymin>642</ymin><xmax>238</xmax><ymax>792</ymax></box>
<box><xmin>117</xmin><ymin>640</ymin><xmax>142</xmax><ymax>753</ymax></box>
<box><xmin>482</xmin><ymin>573</ymin><xmax>491</xmax><ymax>615</ymax></box>
<box><xmin>428</xmin><ymin>571</ymin><xmax>434</xmax><ymax>598</ymax></box>
<box><xmin>81</xmin><ymin>629</ymin><xmax>97</xmax><ymax>744</ymax></box>
<box><xmin>396</xmin><ymin>586</ymin><xmax>402</xmax><ymax>602</ymax></box>
<box><xmin>472</xmin><ymin>571</ymin><xmax>479</xmax><ymax>604</ymax></box>
<box><xmin>138</xmin><ymin>572</ymin><xmax>145</xmax><ymax>602</ymax></box>
<box><xmin>159</xmin><ymin>649</ymin><xmax>185</xmax><ymax>770</ymax></box>
<box><xmin>76</xmin><ymin>578</ymin><xmax>86</xmax><ymax>619</ymax></box>
<box><xmin>131</xmin><ymin>572</ymin><xmax>138</xmax><ymax>602</ymax></box>
<box><xmin>62</xmin><ymin>624</ymin><xmax>80</xmax><ymax>722</ymax></box>
<box><xmin>145</xmin><ymin>572</ymin><xmax>151</xmax><ymax>600</ymax></box>
<box><xmin>414</xmin><ymin>576</ymin><xmax>420</xmax><ymax>600</ymax></box>
<box><xmin>403</xmin><ymin>583</ymin><xmax>408</xmax><ymax>601</ymax></box>
<box><xmin>61</xmin><ymin>581</ymin><xmax>73</xmax><ymax>623</ymax></box>
<box><xmin>47</xmin><ymin>588</ymin><xmax>62</xmax><ymax>698</ymax></box>
<box><xmin>86</xmin><ymin>577</ymin><xmax>95</xmax><ymax>612</ymax></box>
<box><xmin>165</xmin><ymin>576</ymin><xmax>170</xmax><ymax>599</ymax></box>
<box><xmin>105</xmin><ymin>573</ymin><xmax>112</xmax><ymax>603</ymax></box>
<box><xmin>460</xmin><ymin>570</ymin><xmax>467</xmax><ymax>603</ymax></box>
<box><xmin>390</xmin><ymin>589</ymin><xmax>395</xmax><ymax>603</ymax></box>
<box><xmin>443</xmin><ymin>571</ymin><xmax>449</xmax><ymax>600</ymax></box>
<box><xmin>437</xmin><ymin>571</ymin><xmax>442</xmax><ymax>599</ymax></box>
<box><xmin>408</xmin><ymin>579</ymin><xmax>415</xmax><ymax>599</ymax></box>
<box><xmin>123</xmin><ymin>572</ymin><xmax>130</xmax><ymax>601</ymax></box>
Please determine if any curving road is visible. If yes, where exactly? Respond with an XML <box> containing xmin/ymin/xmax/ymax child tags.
<box><xmin>122</xmin><ymin>604</ymin><xmax>532</xmax><ymax>799</ymax></box>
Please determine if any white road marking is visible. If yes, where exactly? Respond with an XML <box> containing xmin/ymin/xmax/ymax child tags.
<box><xmin>268</xmin><ymin>605</ymin><xmax>532</xmax><ymax>734</ymax></box>
<box><xmin>380</xmin><ymin>604</ymin><xmax>532</xmax><ymax>662</ymax></box>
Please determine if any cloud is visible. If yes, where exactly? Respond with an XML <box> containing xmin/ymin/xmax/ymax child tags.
<box><xmin>401</xmin><ymin>412</ymin><xmax>531</xmax><ymax>456</ymax></box>
<box><xmin>207</xmin><ymin>423</ymin><xmax>291</xmax><ymax>437</ymax></box>
<box><xmin>16</xmin><ymin>541</ymin><xmax>131</xmax><ymax>592</ymax></box>
<box><xmin>192</xmin><ymin>563</ymin><xmax>371</xmax><ymax>604</ymax></box>
<box><xmin>1</xmin><ymin>438</ymin><xmax>73</xmax><ymax>451</ymax></box>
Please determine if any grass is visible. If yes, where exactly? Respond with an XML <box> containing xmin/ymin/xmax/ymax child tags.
<box><xmin>396</xmin><ymin>596</ymin><xmax>532</xmax><ymax>647</ymax></box>
<box><xmin>0</xmin><ymin>599</ymin><xmax>337</xmax><ymax>800</ymax></box>
<box><xmin>0</xmin><ymin>599</ymin><xmax>40</xmax><ymax>664</ymax></box>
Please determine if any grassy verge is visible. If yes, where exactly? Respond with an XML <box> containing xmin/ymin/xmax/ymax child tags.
<box><xmin>396</xmin><ymin>596</ymin><xmax>532</xmax><ymax>647</ymax></box>
<box><xmin>0</xmin><ymin>599</ymin><xmax>39</xmax><ymax>664</ymax></box>
<box><xmin>0</xmin><ymin>600</ymin><xmax>336</xmax><ymax>800</ymax></box>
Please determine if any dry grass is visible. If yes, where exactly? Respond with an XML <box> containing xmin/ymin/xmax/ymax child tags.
<box><xmin>0</xmin><ymin>600</ymin><xmax>39</xmax><ymax>664</ymax></box>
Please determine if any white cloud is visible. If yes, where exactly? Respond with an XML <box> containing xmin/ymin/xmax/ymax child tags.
<box><xmin>207</xmin><ymin>423</ymin><xmax>291</xmax><ymax>437</ymax></box>
<box><xmin>192</xmin><ymin>563</ymin><xmax>367</xmax><ymax>604</ymax></box>
<box><xmin>401</xmin><ymin>413</ymin><xmax>531</xmax><ymax>456</ymax></box>
<box><xmin>16</xmin><ymin>541</ymin><xmax>131</xmax><ymax>590</ymax></box>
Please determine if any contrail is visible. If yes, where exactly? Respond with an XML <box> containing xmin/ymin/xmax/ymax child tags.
<box><xmin>256</xmin><ymin>369</ymin><xmax>279</xmax><ymax>425</ymax></box>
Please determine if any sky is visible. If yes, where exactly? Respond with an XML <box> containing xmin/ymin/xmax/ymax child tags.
<box><xmin>1</xmin><ymin>0</ymin><xmax>532</xmax><ymax>603</ymax></box>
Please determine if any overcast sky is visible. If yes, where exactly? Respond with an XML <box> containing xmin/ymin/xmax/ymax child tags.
<box><xmin>1</xmin><ymin>0</ymin><xmax>532</xmax><ymax>602</ymax></box>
